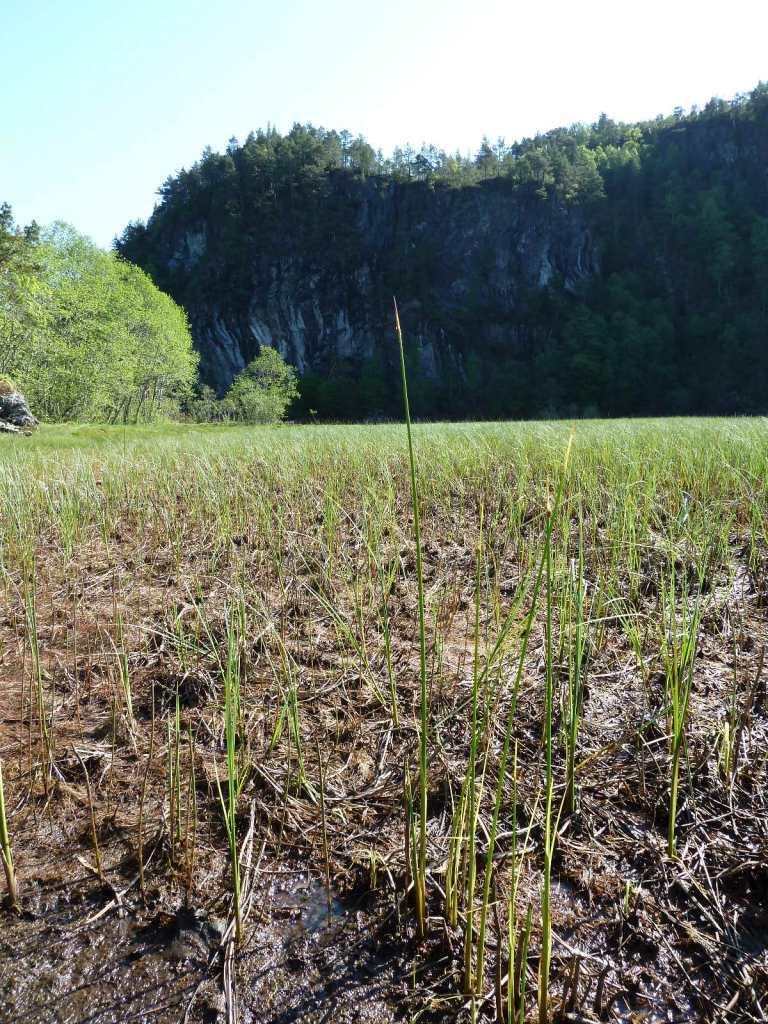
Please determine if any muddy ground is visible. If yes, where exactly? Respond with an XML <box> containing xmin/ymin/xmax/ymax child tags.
<box><xmin>1</xmin><ymin>505</ymin><xmax>767</xmax><ymax>1023</ymax></box>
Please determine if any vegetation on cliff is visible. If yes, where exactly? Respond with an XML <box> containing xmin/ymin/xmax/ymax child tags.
<box><xmin>118</xmin><ymin>83</ymin><xmax>768</xmax><ymax>420</ymax></box>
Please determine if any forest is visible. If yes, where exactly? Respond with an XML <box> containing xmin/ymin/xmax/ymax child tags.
<box><xmin>117</xmin><ymin>83</ymin><xmax>768</xmax><ymax>421</ymax></box>
<box><xmin>4</xmin><ymin>84</ymin><xmax>768</xmax><ymax>423</ymax></box>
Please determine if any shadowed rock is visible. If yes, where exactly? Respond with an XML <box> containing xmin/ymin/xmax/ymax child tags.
<box><xmin>0</xmin><ymin>391</ymin><xmax>38</xmax><ymax>433</ymax></box>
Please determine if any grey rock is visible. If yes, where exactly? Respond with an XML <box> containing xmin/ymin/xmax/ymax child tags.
<box><xmin>134</xmin><ymin>182</ymin><xmax>599</xmax><ymax>394</ymax></box>
<box><xmin>0</xmin><ymin>392</ymin><xmax>37</xmax><ymax>430</ymax></box>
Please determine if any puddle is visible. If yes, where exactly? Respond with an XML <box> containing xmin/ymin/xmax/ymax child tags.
<box><xmin>612</xmin><ymin>995</ymin><xmax>690</xmax><ymax>1022</ymax></box>
<box><xmin>551</xmin><ymin>876</ymin><xmax>578</xmax><ymax>898</ymax></box>
<box><xmin>270</xmin><ymin>874</ymin><xmax>346</xmax><ymax>939</ymax></box>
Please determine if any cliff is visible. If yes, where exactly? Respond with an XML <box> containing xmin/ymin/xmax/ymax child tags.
<box><xmin>126</xmin><ymin>177</ymin><xmax>597</xmax><ymax>392</ymax></box>
<box><xmin>118</xmin><ymin>86</ymin><xmax>768</xmax><ymax>419</ymax></box>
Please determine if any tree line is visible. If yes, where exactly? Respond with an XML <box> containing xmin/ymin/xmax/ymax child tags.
<box><xmin>118</xmin><ymin>83</ymin><xmax>768</xmax><ymax>420</ymax></box>
<box><xmin>0</xmin><ymin>209</ymin><xmax>297</xmax><ymax>424</ymax></box>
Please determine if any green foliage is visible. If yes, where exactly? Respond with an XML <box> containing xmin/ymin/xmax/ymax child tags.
<box><xmin>117</xmin><ymin>83</ymin><xmax>768</xmax><ymax>421</ymax></box>
<box><xmin>187</xmin><ymin>384</ymin><xmax>225</xmax><ymax>422</ymax></box>
<box><xmin>0</xmin><ymin>211</ymin><xmax>197</xmax><ymax>422</ymax></box>
<box><xmin>222</xmin><ymin>347</ymin><xmax>299</xmax><ymax>423</ymax></box>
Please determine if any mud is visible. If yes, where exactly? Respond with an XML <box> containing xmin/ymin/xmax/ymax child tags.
<box><xmin>0</xmin><ymin>870</ymin><xmax>404</xmax><ymax>1024</ymax></box>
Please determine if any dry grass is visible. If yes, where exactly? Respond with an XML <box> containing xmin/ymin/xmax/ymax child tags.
<box><xmin>0</xmin><ymin>419</ymin><xmax>766</xmax><ymax>1022</ymax></box>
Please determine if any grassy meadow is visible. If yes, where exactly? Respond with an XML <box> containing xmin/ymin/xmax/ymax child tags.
<box><xmin>0</xmin><ymin>418</ymin><xmax>767</xmax><ymax>1022</ymax></box>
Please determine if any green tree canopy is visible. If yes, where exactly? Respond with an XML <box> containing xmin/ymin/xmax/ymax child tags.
<box><xmin>0</xmin><ymin>211</ymin><xmax>198</xmax><ymax>422</ymax></box>
<box><xmin>222</xmin><ymin>347</ymin><xmax>299</xmax><ymax>423</ymax></box>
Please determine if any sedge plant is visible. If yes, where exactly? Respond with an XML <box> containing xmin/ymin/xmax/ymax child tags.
<box><xmin>660</xmin><ymin>565</ymin><xmax>701</xmax><ymax>858</ymax></box>
<box><xmin>0</xmin><ymin>760</ymin><xmax>18</xmax><ymax>909</ymax></box>
<box><xmin>215</xmin><ymin>601</ymin><xmax>246</xmax><ymax>943</ymax></box>
<box><xmin>475</xmin><ymin>432</ymin><xmax>573</xmax><ymax>1007</ymax></box>
<box><xmin>394</xmin><ymin>298</ymin><xmax>429</xmax><ymax>939</ymax></box>
<box><xmin>563</xmin><ymin>515</ymin><xmax>589</xmax><ymax>816</ymax></box>
<box><xmin>197</xmin><ymin>597</ymin><xmax>249</xmax><ymax>943</ymax></box>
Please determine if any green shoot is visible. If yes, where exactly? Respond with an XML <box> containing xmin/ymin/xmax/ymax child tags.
<box><xmin>0</xmin><ymin>760</ymin><xmax>18</xmax><ymax>909</ymax></box>
<box><xmin>394</xmin><ymin>297</ymin><xmax>429</xmax><ymax>939</ymax></box>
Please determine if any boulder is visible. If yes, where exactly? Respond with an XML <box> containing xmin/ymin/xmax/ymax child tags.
<box><xmin>0</xmin><ymin>391</ymin><xmax>38</xmax><ymax>432</ymax></box>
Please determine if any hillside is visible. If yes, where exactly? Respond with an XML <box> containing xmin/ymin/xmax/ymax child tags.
<box><xmin>117</xmin><ymin>85</ymin><xmax>768</xmax><ymax>419</ymax></box>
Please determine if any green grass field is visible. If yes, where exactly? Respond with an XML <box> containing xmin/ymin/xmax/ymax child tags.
<box><xmin>0</xmin><ymin>418</ymin><xmax>767</xmax><ymax>1022</ymax></box>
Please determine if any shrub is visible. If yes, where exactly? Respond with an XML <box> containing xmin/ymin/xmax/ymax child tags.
<box><xmin>223</xmin><ymin>348</ymin><xmax>299</xmax><ymax>424</ymax></box>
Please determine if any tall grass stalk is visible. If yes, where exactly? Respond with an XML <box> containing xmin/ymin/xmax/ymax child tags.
<box><xmin>394</xmin><ymin>298</ymin><xmax>428</xmax><ymax>938</ymax></box>
<box><xmin>378</xmin><ymin>556</ymin><xmax>400</xmax><ymax>727</ymax></box>
<box><xmin>74</xmin><ymin>747</ymin><xmax>105</xmax><ymax>885</ymax></box>
<box><xmin>214</xmin><ymin>603</ymin><xmax>245</xmax><ymax>943</ymax></box>
<box><xmin>476</xmin><ymin>433</ymin><xmax>573</xmax><ymax>1008</ymax></box>
<box><xmin>167</xmin><ymin>686</ymin><xmax>182</xmax><ymax>865</ymax></box>
<box><xmin>183</xmin><ymin>729</ymin><xmax>198</xmax><ymax>895</ymax></box>
<box><xmin>444</xmin><ymin>774</ymin><xmax>469</xmax><ymax>929</ymax></box>
<box><xmin>137</xmin><ymin>685</ymin><xmax>156</xmax><ymax>899</ymax></box>
<box><xmin>504</xmin><ymin>751</ymin><xmax>541</xmax><ymax>1023</ymax></box>
<box><xmin>537</xmin><ymin>444</ymin><xmax>577</xmax><ymax>1022</ymax></box>
<box><xmin>112</xmin><ymin>612</ymin><xmax>134</xmax><ymax>725</ymax></box>
<box><xmin>265</xmin><ymin>634</ymin><xmax>314</xmax><ymax>799</ymax></box>
<box><xmin>516</xmin><ymin>906</ymin><xmax>534</xmax><ymax>1023</ymax></box>
<box><xmin>505</xmin><ymin>744</ymin><xmax>521</xmax><ymax>1019</ymax></box>
<box><xmin>538</xmin><ymin>478</ymin><xmax>556</xmax><ymax>1024</ymax></box>
<box><xmin>316</xmin><ymin>739</ymin><xmax>333</xmax><ymax>923</ymax></box>
<box><xmin>0</xmin><ymin>760</ymin><xmax>18</xmax><ymax>908</ymax></box>
<box><xmin>661</xmin><ymin>567</ymin><xmax>701</xmax><ymax>858</ymax></box>
<box><xmin>24</xmin><ymin>576</ymin><xmax>51</xmax><ymax>790</ymax></box>
<box><xmin>564</xmin><ymin>516</ymin><xmax>588</xmax><ymax>815</ymax></box>
<box><xmin>463</xmin><ymin>508</ymin><xmax>484</xmax><ymax>993</ymax></box>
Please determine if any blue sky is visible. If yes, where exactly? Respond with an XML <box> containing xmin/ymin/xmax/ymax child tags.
<box><xmin>3</xmin><ymin>0</ymin><xmax>767</xmax><ymax>247</ymax></box>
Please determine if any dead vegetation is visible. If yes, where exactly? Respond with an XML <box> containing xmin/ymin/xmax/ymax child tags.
<box><xmin>0</xmin><ymin>419</ymin><xmax>767</xmax><ymax>1023</ymax></box>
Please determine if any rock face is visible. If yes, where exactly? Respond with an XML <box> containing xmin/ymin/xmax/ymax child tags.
<box><xmin>0</xmin><ymin>392</ymin><xmax>38</xmax><ymax>433</ymax></box>
<box><xmin>122</xmin><ymin>177</ymin><xmax>599</xmax><ymax>395</ymax></box>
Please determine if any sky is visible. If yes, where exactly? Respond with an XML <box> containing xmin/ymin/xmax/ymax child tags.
<box><xmin>3</xmin><ymin>0</ymin><xmax>767</xmax><ymax>248</ymax></box>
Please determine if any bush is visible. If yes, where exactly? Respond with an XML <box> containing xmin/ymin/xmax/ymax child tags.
<box><xmin>187</xmin><ymin>384</ymin><xmax>226</xmax><ymax>423</ymax></box>
<box><xmin>223</xmin><ymin>348</ymin><xmax>299</xmax><ymax>423</ymax></box>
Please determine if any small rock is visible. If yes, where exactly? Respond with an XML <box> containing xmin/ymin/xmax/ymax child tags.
<box><xmin>0</xmin><ymin>391</ymin><xmax>38</xmax><ymax>431</ymax></box>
